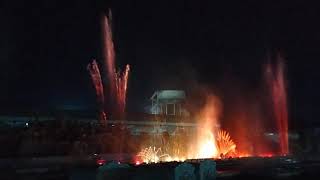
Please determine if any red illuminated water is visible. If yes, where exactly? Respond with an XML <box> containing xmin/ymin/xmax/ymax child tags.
<box><xmin>115</xmin><ymin>64</ymin><xmax>130</xmax><ymax>115</ymax></box>
<box><xmin>102</xmin><ymin>13</ymin><xmax>116</xmax><ymax>96</ymax></box>
<box><xmin>265</xmin><ymin>54</ymin><xmax>289</xmax><ymax>155</ymax></box>
<box><xmin>102</xmin><ymin>12</ymin><xmax>130</xmax><ymax>118</ymax></box>
<box><xmin>88</xmin><ymin>60</ymin><xmax>105</xmax><ymax>105</ymax></box>
<box><xmin>87</xmin><ymin>60</ymin><xmax>106</xmax><ymax>122</ymax></box>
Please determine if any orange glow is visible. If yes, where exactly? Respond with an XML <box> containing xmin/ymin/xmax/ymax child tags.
<box><xmin>137</xmin><ymin>146</ymin><xmax>170</xmax><ymax>164</ymax></box>
<box><xmin>259</xmin><ymin>153</ymin><xmax>274</xmax><ymax>158</ymax></box>
<box><xmin>237</xmin><ymin>152</ymin><xmax>251</xmax><ymax>158</ymax></box>
<box><xmin>191</xmin><ymin>95</ymin><xmax>221</xmax><ymax>159</ymax></box>
<box><xmin>136</xmin><ymin>95</ymin><xmax>242</xmax><ymax>163</ymax></box>
<box><xmin>137</xmin><ymin>129</ymin><xmax>239</xmax><ymax>163</ymax></box>
<box><xmin>197</xmin><ymin>130</ymin><xmax>218</xmax><ymax>159</ymax></box>
<box><xmin>135</xmin><ymin>90</ymin><xmax>281</xmax><ymax>163</ymax></box>
<box><xmin>216</xmin><ymin>130</ymin><xmax>236</xmax><ymax>156</ymax></box>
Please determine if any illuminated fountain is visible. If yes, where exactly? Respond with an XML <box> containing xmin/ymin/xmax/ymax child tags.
<box><xmin>196</xmin><ymin>130</ymin><xmax>218</xmax><ymax>159</ymax></box>
<box><xmin>88</xmin><ymin>11</ymin><xmax>130</xmax><ymax>122</ymax></box>
<box><xmin>136</xmin><ymin>95</ymin><xmax>239</xmax><ymax>163</ymax></box>
<box><xmin>192</xmin><ymin>95</ymin><xmax>221</xmax><ymax>159</ymax></box>
<box><xmin>114</xmin><ymin>64</ymin><xmax>130</xmax><ymax>116</ymax></box>
<box><xmin>135</xmin><ymin>58</ymin><xmax>291</xmax><ymax>163</ymax></box>
<box><xmin>102</xmin><ymin>12</ymin><xmax>130</xmax><ymax>119</ymax></box>
<box><xmin>87</xmin><ymin>60</ymin><xmax>106</xmax><ymax>123</ymax></box>
<box><xmin>88</xmin><ymin>9</ymin><xmax>289</xmax><ymax>164</ymax></box>
<box><xmin>101</xmin><ymin>11</ymin><xmax>116</xmax><ymax>96</ymax></box>
<box><xmin>216</xmin><ymin>130</ymin><xmax>236</xmax><ymax>157</ymax></box>
<box><xmin>137</xmin><ymin>146</ymin><xmax>171</xmax><ymax>164</ymax></box>
<box><xmin>265</xmin><ymin>54</ymin><xmax>289</xmax><ymax>155</ymax></box>
<box><xmin>136</xmin><ymin>129</ymin><xmax>237</xmax><ymax>164</ymax></box>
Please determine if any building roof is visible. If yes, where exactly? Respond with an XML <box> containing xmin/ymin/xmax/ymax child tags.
<box><xmin>151</xmin><ymin>90</ymin><xmax>186</xmax><ymax>100</ymax></box>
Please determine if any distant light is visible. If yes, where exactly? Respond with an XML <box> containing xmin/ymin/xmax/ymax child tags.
<box><xmin>135</xmin><ymin>161</ymin><xmax>141</xmax><ymax>165</ymax></box>
<box><xmin>96</xmin><ymin>159</ymin><xmax>106</xmax><ymax>166</ymax></box>
<box><xmin>112</xmin><ymin>124</ymin><xmax>115</xmax><ymax>127</ymax></box>
<box><xmin>265</xmin><ymin>133</ymin><xmax>274</xmax><ymax>136</ymax></box>
<box><xmin>25</xmin><ymin>123</ymin><xmax>29</xmax><ymax>127</ymax></box>
<box><xmin>118</xmin><ymin>161</ymin><xmax>121</xmax><ymax>164</ymax></box>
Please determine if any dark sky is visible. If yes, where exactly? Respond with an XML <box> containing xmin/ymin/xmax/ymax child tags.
<box><xmin>1</xmin><ymin>1</ymin><xmax>320</xmax><ymax>126</ymax></box>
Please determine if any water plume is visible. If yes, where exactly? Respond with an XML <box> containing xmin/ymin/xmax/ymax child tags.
<box><xmin>102</xmin><ymin>12</ymin><xmax>116</xmax><ymax>96</ymax></box>
<box><xmin>137</xmin><ymin>146</ymin><xmax>171</xmax><ymax>164</ymax></box>
<box><xmin>87</xmin><ymin>59</ymin><xmax>106</xmax><ymax>122</ymax></box>
<box><xmin>101</xmin><ymin>11</ymin><xmax>130</xmax><ymax>118</ymax></box>
<box><xmin>192</xmin><ymin>94</ymin><xmax>222</xmax><ymax>159</ymax></box>
<box><xmin>265</xmin><ymin>54</ymin><xmax>289</xmax><ymax>155</ymax></box>
<box><xmin>115</xmin><ymin>64</ymin><xmax>130</xmax><ymax>116</ymax></box>
<box><xmin>216</xmin><ymin>130</ymin><xmax>236</xmax><ymax>157</ymax></box>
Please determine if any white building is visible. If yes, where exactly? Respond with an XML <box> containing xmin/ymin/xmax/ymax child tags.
<box><xmin>150</xmin><ymin>90</ymin><xmax>189</xmax><ymax>116</ymax></box>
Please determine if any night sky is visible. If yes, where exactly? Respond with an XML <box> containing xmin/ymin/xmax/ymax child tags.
<box><xmin>1</xmin><ymin>1</ymin><xmax>320</xmax><ymax>127</ymax></box>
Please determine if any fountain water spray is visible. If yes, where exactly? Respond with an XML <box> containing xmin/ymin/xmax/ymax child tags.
<box><xmin>216</xmin><ymin>130</ymin><xmax>236</xmax><ymax>157</ymax></box>
<box><xmin>102</xmin><ymin>12</ymin><xmax>116</xmax><ymax>96</ymax></box>
<box><xmin>265</xmin><ymin>54</ymin><xmax>289</xmax><ymax>155</ymax></box>
<box><xmin>193</xmin><ymin>95</ymin><xmax>221</xmax><ymax>159</ymax></box>
<box><xmin>87</xmin><ymin>59</ymin><xmax>106</xmax><ymax>122</ymax></box>
<box><xmin>137</xmin><ymin>146</ymin><xmax>171</xmax><ymax>164</ymax></box>
<box><xmin>115</xmin><ymin>64</ymin><xmax>130</xmax><ymax>116</ymax></box>
<box><xmin>102</xmin><ymin>11</ymin><xmax>130</xmax><ymax>118</ymax></box>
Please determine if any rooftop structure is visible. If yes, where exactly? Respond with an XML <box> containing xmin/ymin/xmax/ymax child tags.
<box><xmin>150</xmin><ymin>90</ymin><xmax>189</xmax><ymax>116</ymax></box>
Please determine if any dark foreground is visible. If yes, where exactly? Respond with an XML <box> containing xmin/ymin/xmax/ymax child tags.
<box><xmin>1</xmin><ymin>155</ymin><xmax>320</xmax><ymax>180</ymax></box>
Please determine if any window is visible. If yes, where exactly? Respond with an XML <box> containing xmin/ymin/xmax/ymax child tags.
<box><xmin>166</xmin><ymin>104</ymin><xmax>175</xmax><ymax>115</ymax></box>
